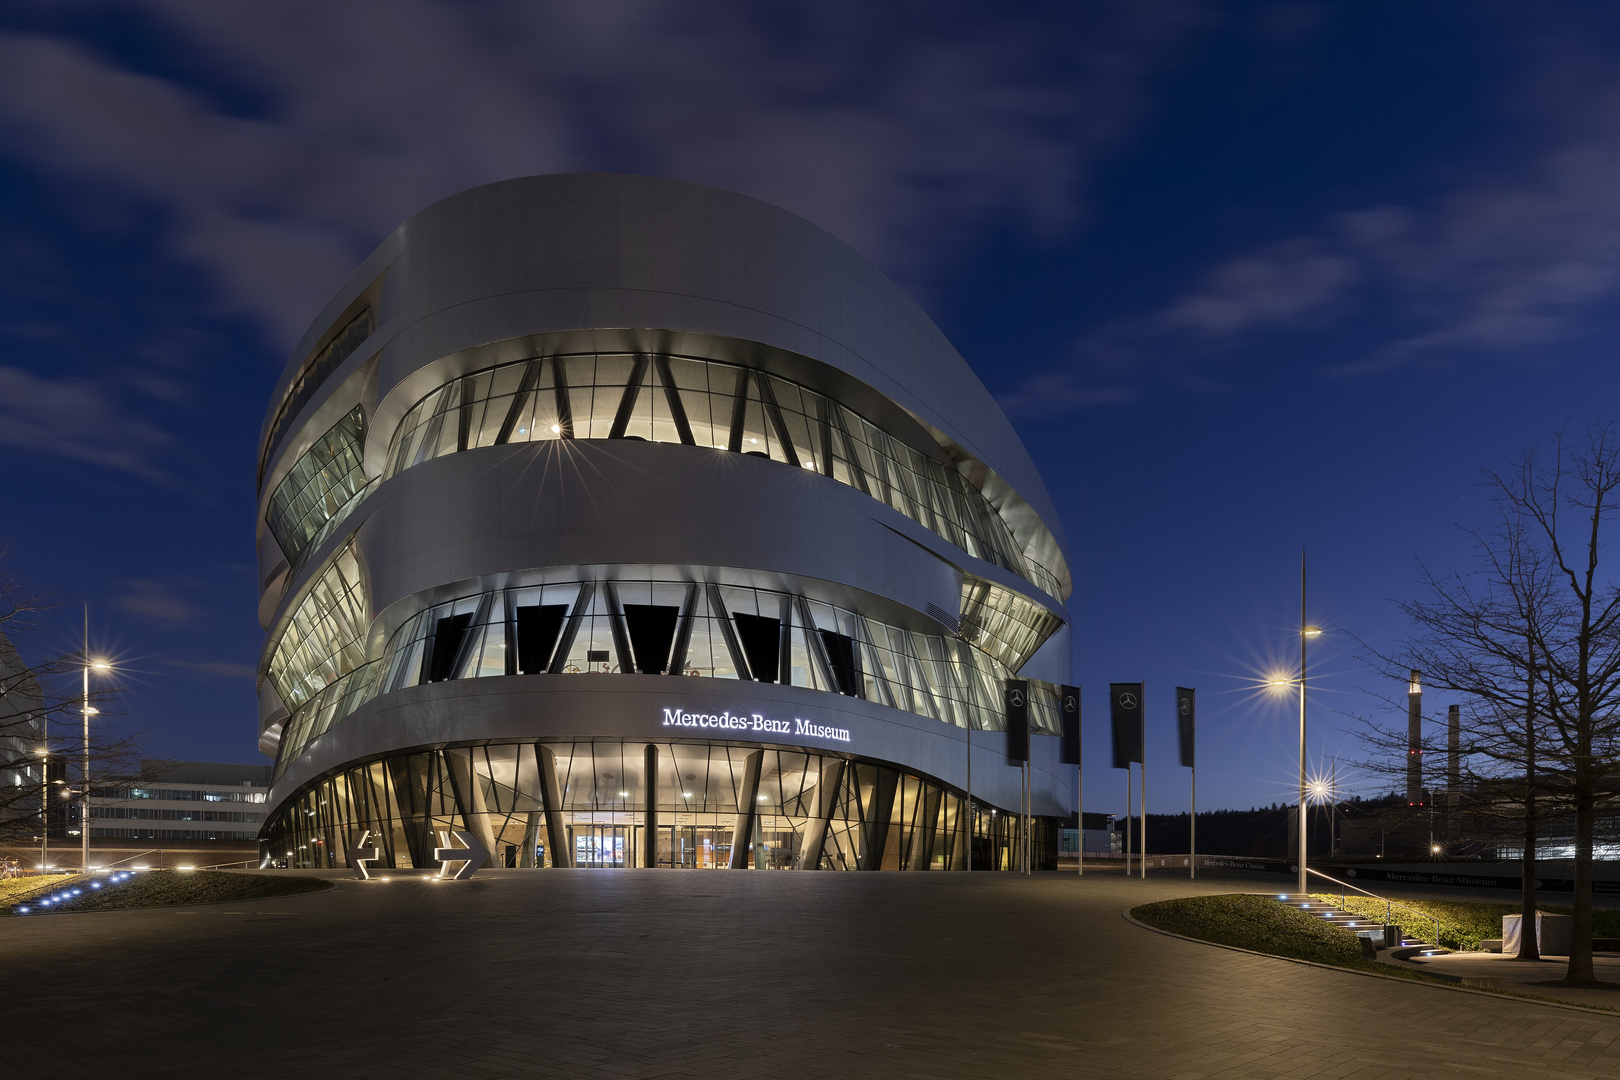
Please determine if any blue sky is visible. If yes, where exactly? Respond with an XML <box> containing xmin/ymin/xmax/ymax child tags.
<box><xmin>2</xmin><ymin>1</ymin><xmax>1618</xmax><ymax>814</ymax></box>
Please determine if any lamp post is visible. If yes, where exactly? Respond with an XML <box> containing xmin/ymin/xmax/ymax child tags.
<box><xmin>1297</xmin><ymin>552</ymin><xmax>1322</xmax><ymax>896</ymax></box>
<box><xmin>36</xmin><ymin>748</ymin><xmax>48</xmax><ymax>873</ymax></box>
<box><xmin>80</xmin><ymin>606</ymin><xmax>111</xmax><ymax>873</ymax></box>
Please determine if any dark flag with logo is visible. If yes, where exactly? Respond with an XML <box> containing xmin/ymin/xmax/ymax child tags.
<box><xmin>1176</xmin><ymin>687</ymin><xmax>1196</xmax><ymax>769</ymax></box>
<box><xmin>1059</xmin><ymin>685</ymin><xmax>1081</xmax><ymax>765</ymax></box>
<box><xmin>1005</xmin><ymin>680</ymin><xmax>1029</xmax><ymax>765</ymax></box>
<box><xmin>1110</xmin><ymin>683</ymin><xmax>1144</xmax><ymax>768</ymax></box>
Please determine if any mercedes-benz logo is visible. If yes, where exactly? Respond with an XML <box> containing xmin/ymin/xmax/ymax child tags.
<box><xmin>1009</xmin><ymin>689</ymin><xmax>1025</xmax><ymax>707</ymax></box>
<box><xmin>1179</xmin><ymin>698</ymin><xmax>1190</xmax><ymax>716</ymax></box>
<box><xmin>1119</xmin><ymin>692</ymin><xmax>1137</xmax><ymax>710</ymax></box>
<box><xmin>1063</xmin><ymin>696</ymin><xmax>1077</xmax><ymax>713</ymax></box>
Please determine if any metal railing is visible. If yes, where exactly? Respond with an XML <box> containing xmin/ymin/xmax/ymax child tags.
<box><xmin>1306</xmin><ymin>866</ymin><xmax>1442</xmax><ymax>948</ymax></box>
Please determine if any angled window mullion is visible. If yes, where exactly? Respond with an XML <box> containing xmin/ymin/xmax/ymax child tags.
<box><xmin>495</xmin><ymin>359</ymin><xmax>542</xmax><ymax>445</ymax></box>
<box><xmin>829</xmin><ymin>405</ymin><xmax>872</xmax><ymax>496</ymax></box>
<box><xmin>608</xmin><ymin>354</ymin><xmax>649</xmax><ymax>439</ymax></box>
<box><xmin>726</xmin><ymin>369</ymin><xmax>750</xmax><ymax>453</ymax></box>
<box><xmin>776</xmin><ymin>593</ymin><xmax>793</xmax><ymax>686</ymax></box>
<box><xmin>547</xmin><ymin>582</ymin><xmax>595</xmax><ymax>673</ymax></box>
<box><xmin>794</xmin><ymin>596</ymin><xmax>836</xmax><ymax>690</ymax></box>
<box><xmin>814</xmin><ymin>395</ymin><xmax>835</xmax><ymax>477</ymax></box>
<box><xmin>755</xmin><ymin>374</ymin><xmax>800</xmax><ymax>467</ymax></box>
<box><xmin>668</xmin><ymin>584</ymin><xmax>699</xmax><ymax>676</ymax></box>
<box><xmin>412</xmin><ymin>384</ymin><xmax>459</xmax><ymax>468</ymax></box>
<box><xmin>654</xmin><ymin>355</ymin><xmax>696</xmax><ymax>445</ymax></box>
<box><xmin>456</xmin><ymin>375</ymin><xmax>477</xmax><ymax>452</ymax></box>
<box><xmin>602</xmin><ymin>582</ymin><xmax>634</xmax><ymax>673</ymax></box>
<box><xmin>554</xmin><ymin>357</ymin><xmax>575</xmax><ymax>439</ymax></box>
<box><xmin>706</xmin><ymin>584</ymin><xmax>752</xmax><ymax>680</ymax></box>
<box><xmin>502</xmin><ymin>588</ymin><xmax>518</xmax><ymax>677</ymax></box>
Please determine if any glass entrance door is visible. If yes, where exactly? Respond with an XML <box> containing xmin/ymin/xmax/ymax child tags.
<box><xmin>574</xmin><ymin>825</ymin><xmax>630</xmax><ymax>867</ymax></box>
<box><xmin>658</xmin><ymin>826</ymin><xmax>731</xmax><ymax>868</ymax></box>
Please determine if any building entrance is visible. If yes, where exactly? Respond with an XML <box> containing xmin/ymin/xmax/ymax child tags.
<box><xmin>572</xmin><ymin>825</ymin><xmax>633</xmax><ymax>868</ymax></box>
<box><xmin>656</xmin><ymin>825</ymin><xmax>731</xmax><ymax>869</ymax></box>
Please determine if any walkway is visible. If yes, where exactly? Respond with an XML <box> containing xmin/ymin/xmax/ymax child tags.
<box><xmin>5</xmin><ymin>867</ymin><xmax>1620</xmax><ymax>1078</ymax></box>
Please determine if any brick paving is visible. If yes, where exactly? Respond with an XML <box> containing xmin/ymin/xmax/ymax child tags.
<box><xmin>6</xmin><ymin>867</ymin><xmax>1620</xmax><ymax>1078</ymax></box>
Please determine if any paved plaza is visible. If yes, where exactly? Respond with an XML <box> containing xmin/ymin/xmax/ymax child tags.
<box><xmin>7</xmin><ymin>868</ymin><xmax>1620</xmax><ymax>1079</ymax></box>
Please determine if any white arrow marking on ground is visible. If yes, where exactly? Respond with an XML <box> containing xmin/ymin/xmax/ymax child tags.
<box><xmin>346</xmin><ymin>830</ymin><xmax>379</xmax><ymax>880</ymax></box>
<box><xmin>434</xmin><ymin>829</ymin><xmax>489</xmax><ymax>880</ymax></box>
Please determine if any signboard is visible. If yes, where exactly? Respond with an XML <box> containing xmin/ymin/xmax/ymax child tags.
<box><xmin>1110</xmin><ymin>683</ymin><xmax>1143</xmax><ymax>769</ymax></box>
<box><xmin>660</xmin><ymin>706</ymin><xmax>851</xmax><ymax>745</ymax></box>
<box><xmin>1005</xmin><ymin>680</ymin><xmax>1029</xmax><ymax>765</ymax></box>
<box><xmin>1176</xmin><ymin>687</ymin><xmax>1196</xmax><ymax>769</ymax></box>
<box><xmin>1059</xmin><ymin>684</ymin><xmax>1080</xmax><ymax>765</ymax></box>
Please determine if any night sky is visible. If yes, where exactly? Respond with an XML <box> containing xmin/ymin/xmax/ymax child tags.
<box><xmin>2</xmin><ymin>2</ymin><xmax>1616</xmax><ymax>817</ymax></box>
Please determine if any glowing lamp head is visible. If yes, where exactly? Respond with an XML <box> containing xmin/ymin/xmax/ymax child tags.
<box><xmin>1302</xmin><ymin>627</ymin><xmax>1322</xmax><ymax>638</ymax></box>
<box><xmin>90</xmin><ymin>659</ymin><xmax>112</xmax><ymax>672</ymax></box>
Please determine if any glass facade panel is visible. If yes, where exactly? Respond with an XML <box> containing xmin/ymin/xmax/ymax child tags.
<box><xmin>269</xmin><ymin>567</ymin><xmax>1063</xmax><ymax>783</ymax></box>
<box><xmin>379</xmin><ymin>351</ymin><xmax>1063</xmax><ymax>598</ymax></box>
<box><xmin>261</xmin><ymin>308</ymin><xmax>373</xmax><ymax>486</ymax></box>
<box><xmin>263</xmin><ymin>542</ymin><xmax>370</xmax><ymax>712</ymax></box>
<box><xmin>265</xmin><ymin>407</ymin><xmax>369</xmax><ymax>568</ymax></box>
<box><xmin>262</xmin><ymin>739</ymin><xmax>1059</xmax><ymax>873</ymax></box>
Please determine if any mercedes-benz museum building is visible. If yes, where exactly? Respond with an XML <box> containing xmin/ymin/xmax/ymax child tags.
<box><xmin>255</xmin><ymin>174</ymin><xmax>1074</xmax><ymax>872</ymax></box>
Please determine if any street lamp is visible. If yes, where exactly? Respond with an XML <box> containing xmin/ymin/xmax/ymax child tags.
<box><xmin>36</xmin><ymin>748</ymin><xmax>48</xmax><ymax>872</ymax></box>
<box><xmin>81</xmin><ymin>604</ymin><xmax>113</xmax><ymax>874</ymax></box>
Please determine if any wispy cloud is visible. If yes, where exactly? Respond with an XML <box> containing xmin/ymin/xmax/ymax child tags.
<box><xmin>0</xmin><ymin>366</ymin><xmax>173</xmax><ymax>478</ymax></box>
<box><xmin>114</xmin><ymin>579</ymin><xmax>200</xmax><ymax>624</ymax></box>
<box><xmin>0</xmin><ymin>1</ymin><xmax>1207</xmax><ymax>349</ymax></box>
<box><xmin>1004</xmin><ymin>14</ymin><xmax>1620</xmax><ymax>409</ymax></box>
<box><xmin>167</xmin><ymin>658</ymin><xmax>256</xmax><ymax>679</ymax></box>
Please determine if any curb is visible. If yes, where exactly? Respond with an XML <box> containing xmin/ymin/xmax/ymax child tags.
<box><xmin>1121</xmin><ymin>901</ymin><xmax>1620</xmax><ymax>1019</ymax></box>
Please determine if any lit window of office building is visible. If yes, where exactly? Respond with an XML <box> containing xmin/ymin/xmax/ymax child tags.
<box><xmin>255</xmin><ymin>175</ymin><xmax>1074</xmax><ymax>871</ymax></box>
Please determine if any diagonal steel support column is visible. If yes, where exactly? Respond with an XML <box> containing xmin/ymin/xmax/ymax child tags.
<box><xmin>727</xmin><ymin>750</ymin><xmax>764</xmax><ymax>869</ymax></box>
<box><xmin>796</xmin><ymin>759</ymin><xmax>846</xmax><ymax>870</ymax></box>
<box><xmin>537</xmin><ymin>743</ymin><xmax>573</xmax><ymax>867</ymax></box>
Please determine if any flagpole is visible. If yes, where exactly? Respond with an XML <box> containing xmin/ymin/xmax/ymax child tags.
<box><xmin>1125</xmin><ymin>767</ymin><xmax>1132</xmax><ymax>876</ymax></box>
<box><xmin>1140</xmin><ymin>684</ymin><xmax>1147</xmax><ymax>879</ymax></box>
<box><xmin>1077</xmin><ymin>716</ymin><xmax>1084</xmax><ymax>878</ymax></box>
<box><xmin>1190</xmin><ymin>764</ymin><xmax>1196</xmax><ymax>880</ymax></box>
<box><xmin>965</xmin><ymin>722</ymin><xmax>972</xmax><ymax>873</ymax></box>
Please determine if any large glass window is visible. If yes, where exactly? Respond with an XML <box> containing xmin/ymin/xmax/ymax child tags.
<box><xmin>260</xmin><ymin>308</ymin><xmax>373</xmax><ymax>486</ymax></box>
<box><xmin>263</xmin><ymin>542</ymin><xmax>370</xmax><ymax>713</ymax></box>
<box><xmin>261</xmin><ymin>740</ymin><xmax>1060</xmax><ymax>872</ymax></box>
<box><xmin>380</xmin><ymin>352</ymin><xmax>1063</xmax><ymax>598</ymax></box>
<box><xmin>271</xmin><ymin>568</ymin><xmax>1066</xmax><ymax>782</ymax></box>
<box><xmin>265</xmin><ymin>406</ymin><xmax>370</xmax><ymax>568</ymax></box>
<box><xmin>957</xmin><ymin>577</ymin><xmax>1064</xmax><ymax>672</ymax></box>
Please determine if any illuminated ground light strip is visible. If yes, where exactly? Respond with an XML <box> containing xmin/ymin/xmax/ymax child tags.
<box><xmin>12</xmin><ymin>871</ymin><xmax>137</xmax><ymax>915</ymax></box>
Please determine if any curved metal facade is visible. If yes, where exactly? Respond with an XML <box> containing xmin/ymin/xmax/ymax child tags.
<box><xmin>255</xmin><ymin>174</ymin><xmax>1074</xmax><ymax>871</ymax></box>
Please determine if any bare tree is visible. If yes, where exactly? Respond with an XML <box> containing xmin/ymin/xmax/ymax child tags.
<box><xmin>0</xmin><ymin>563</ymin><xmax>140</xmax><ymax>861</ymax></box>
<box><xmin>1364</xmin><ymin>425</ymin><xmax>1620</xmax><ymax>986</ymax></box>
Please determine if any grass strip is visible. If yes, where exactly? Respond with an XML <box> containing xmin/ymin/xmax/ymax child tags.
<box><xmin>9</xmin><ymin>870</ymin><xmax>329</xmax><ymax>915</ymax></box>
<box><xmin>1311</xmin><ymin>893</ymin><xmax>1620</xmax><ymax>951</ymax></box>
<box><xmin>1133</xmin><ymin>893</ymin><xmax>1620</xmax><ymax>1012</ymax></box>
<box><xmin>0</xmin><ymin>874</ymin><xmax>89</xmax><ymax>905</ymax></box>
<box><xmin>1133</xmin><ymin>894</ymin><xmax>1373</xmax><ymax>966</ymax></box>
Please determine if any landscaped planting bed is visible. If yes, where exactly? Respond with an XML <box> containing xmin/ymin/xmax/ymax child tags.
<box><xmin>8</xmin><ymin>870</ymin><xmax>330</xmax><ymax>915</ymax></box>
